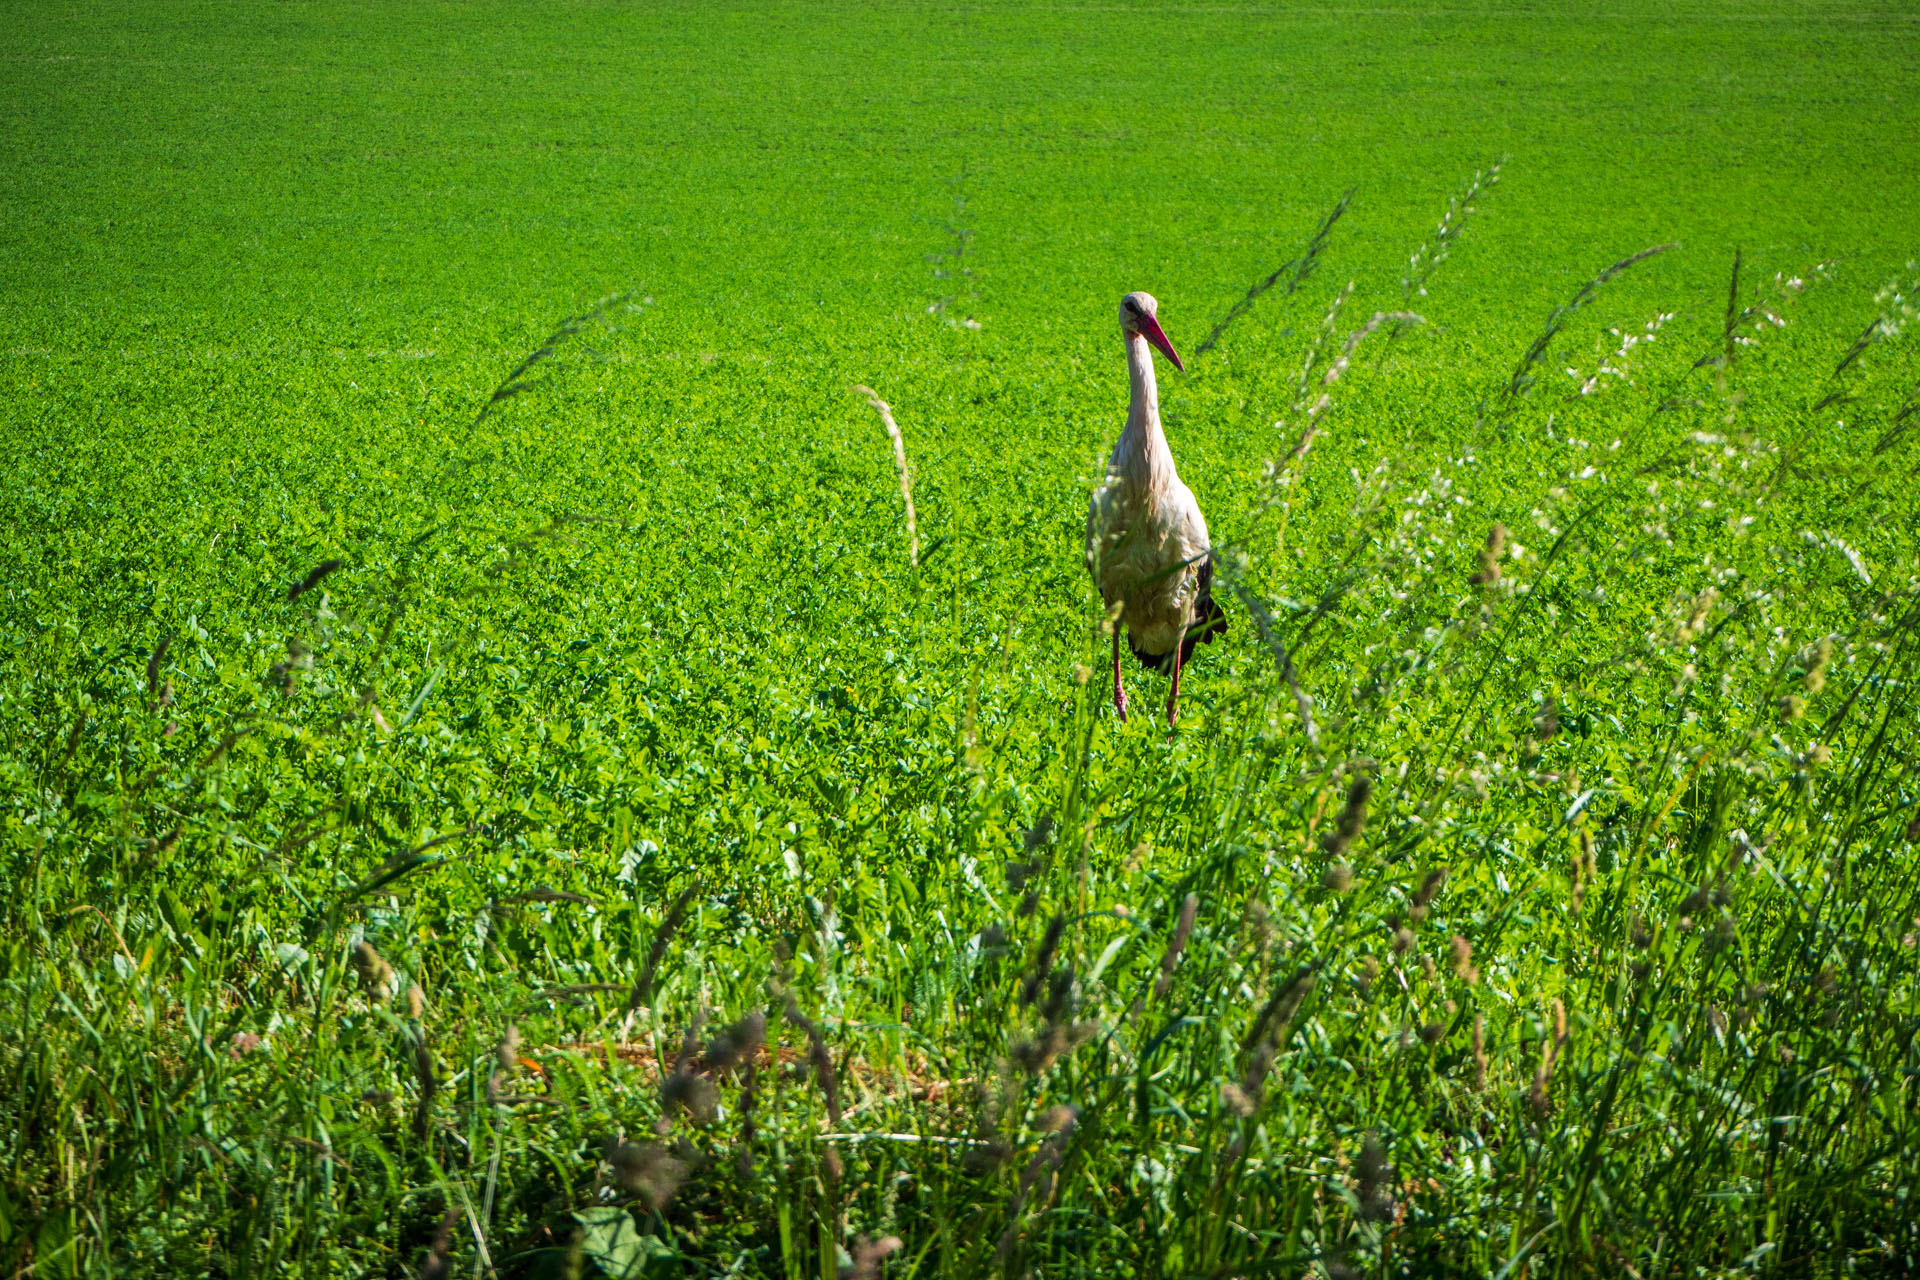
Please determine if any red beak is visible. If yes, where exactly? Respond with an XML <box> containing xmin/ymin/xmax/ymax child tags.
<box><xmin>1137</xmin><ymin>312</ymin><xmax>1185</xmax><ymax>372</ymax></box>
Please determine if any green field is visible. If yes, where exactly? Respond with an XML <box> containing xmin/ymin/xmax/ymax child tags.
<box><xmin>5</xmin><ymin>0</ymin><xmax>1920</xmax><ymax>1275</ymax></box>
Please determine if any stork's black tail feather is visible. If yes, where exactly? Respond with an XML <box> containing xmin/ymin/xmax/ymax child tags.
<box><xmin>1128</xmin><ymin>555</ymin><xmax>1229</xmax><ymax>672</ymax></box>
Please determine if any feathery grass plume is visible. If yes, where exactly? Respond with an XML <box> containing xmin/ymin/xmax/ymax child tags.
<box><xmin>661</xmin><ymin>1071</ymin><xmax>720</xmax><ymax>1126</ymax></box>
<box><xmin>1019</xmin><ymin>914</ymin><xmax>1066</xmax><ymax>1007</ymax></box>
<box><xmin>1469</xmin><ymin>524</ymin><xmax>1507</xmax><ymax>585</ymax></box>
<box><xmin>494</xmin><ymin>1022</ymin><xmax>521</xmax><ymax>1075</ymax></box>
<box><xmin>1527</xmin><ymin>998</ymin><xmax>1570</xmax><ymax>1119</ymax></box>
<box><xmin>1153</xmin><ymin>894</ymin><xmax>1198</xmax><ymax>999</ymax></box>
<box><xmin>926</xmin><ymin>168</ymin><xmax>980</xmax><ymax>330</ymax></box>
<box><xmin>266</xmin><ymin>637</ymin><xmax>312</xmax><ymax>694</ymax></box>
<box><xmin>1570</xmin><ymin>831</ymin><xmax>1596</xmax><ymax>913</ymax></box>
<box><xmin>841</xmin><ymin>1235</ymin><xmax>905</xmax><ymax>1280</ymax></box>
<box><xmin>1245</xmin><ymin>895</ymin><xmax>1275</xmax><ymax>959</ymax></box>
<box><xmin>1040</xmin><ymin>966</ymin><xmax>1076</xmax><ymax>1025</ymax></box>
<box><xmin>1498</xmin><ymin>242</ymin><xmax>1677</xmax><ymax>406</ymax></box>
<box><xmin>1450</xmin><ymin>935</ymin><xmax>1478</xmax><ymax>985</ymax></box>
<box><xmin>704</xmin><ymin>1009</ymin><xmax>766</xmax><ymax>1074</ymax></box>
<box><xmin>487</xmin><ymin>1022</ymin><xmax>521</xmax><ymax>1103</ymax></box>
<box><xmin>995</xmin><ymin>1107</ymin><xmax>1079</xmax><ymax>1260</ymax></box>
<box><xmin>1398</xmin><ymin>161</ymin><xmax>1502</xmax><ymax>323</ymax></box>
<box><xmin>1004</xmin><ymin>857</ymin><xmax>1039</xmax><ymax>893</ymax></box>
<box><xmin>350</xmin><ymin>941</ymin><xmax>394</xmax><ymax>1000</ymax></box>
<box><xmin>607</xmin><ymin>1141</ymin><xmax>687</xmax><ymax>1212</ymax></box>
<box><xmin>1011</xmin><ymin>1016</ymin><xmax>1098</xmax><ymax>1075</ymax></box>
<box><xmin>854</xmin><ymin>386</ymin><xmax>919</xmax><ymax>568</ymax></box>
<box><xmin>1245</xmin><ymin>967</ymin><xmax>1318</xmax><ymax>1049</ymax></box>
<box><xmin>1833</xmin><ymin>262</ymin><xmax>1920</xmax><ymax>376</ymax></box>
<box><xmin>1321</xmin><ymin>775</ymin><xmax>1371</xmax><ymax>858</ymax></box>
<box><xmin>1804</xmin><ymin>636</ymin><xmax>1833</xmax><ymax>694</ymax></box>
<box><xmin>405</xmin><ymin>982</ymin><xmax>426</xmax><ymax>1019</ymax></box>
<box><xmin>1193</xmin><ymin>189</ymin><xmax>1351</xmax><ymax>357</ymax></box>
<box><xmin>1355</xmin><ymin>955</ymin><xmax>1380</xmax><ymax>997</ymax></box>
<box><xmin>1418</xmin><ymin>1021</ymin><xmax>1446</xmax><ymax>1044</ymax></box>
<box><xmin>1322</xmin><ymin>862</ymin><xmax>1354</xmax><ymax>893</ymax></box>
<box><xmin>626</xmin><ymin>884</ymin><xmax>698</xmax><ymax>1016</ymax></box>
<box><xmin>1410</xmin><ymin>868</ymin><xmax>1448</xmax><ymax>922</ymax></box>
<box><xmin>417</xmin><ymin>1206</ymin><xmax>460</xmax><ymax>1280</ymax></box>
<box><xmin>1675</xmin><ymin>588</ymin><xmax>1718</xmax><ymax>645</ymax></box>
<box><xmin>1220</xmin><ymin>1082</ymin><xmax>1257</xmax><ymax>1117</ymax></box>
<box><xmin>1274</xmin><ymin>294</ymin><xmax>1423</xmax><ymax>469</ymax></box>
<box><xmin>1223</xmin><ymin>578</ymin><xmax>1320</xmax><ymax>746</ymax></box>
<box><xmin>1356</xmin><ymin>1132</ymin><xmax>1397</xmax><ymax>1222</ymax></box>
<box><xmin>1472</xmin><ymin>1014</ymin><xmax>1489</xmax><ymax>1090</ymax></box>
<box><xmin>466</xmin><ymin>291</ymin><xmax>638</xmax><ymax>435</ymax></box>
<box><xmin>784</xmin><ymin>1001</ymin><xmax>843</xmax><ymax>1124</ymax></box>
<box><xmin>288</xmin><ymin>558</ymin><xmax>342</xmax><ymax>603</ymax></box>
<box><xmin>1418</xmin><ymin>953</ymin><xmax>1437</xmax><ymax>983</ymax></box>
<box><xmin>1780</xmin><ymin>694</ymin><xmax>1807</xmax><ymax>721</ymax></box>
<box><xmin>1535</xmin><ymin>696</ymin><xmax>1559</xmax><ymax>740</ymax></box>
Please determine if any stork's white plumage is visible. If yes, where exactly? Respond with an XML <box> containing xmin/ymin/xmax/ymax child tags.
<box><xmin>1085</xmin><ymin>291</ymin><xmax>1226</xmax><ymax>730</ymax></box>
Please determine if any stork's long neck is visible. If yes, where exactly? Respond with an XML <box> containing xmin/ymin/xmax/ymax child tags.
<box><xmin>1117</xmin><ymin>332</ymin><xmax>1176</xmax><ymax>493</ymax></box>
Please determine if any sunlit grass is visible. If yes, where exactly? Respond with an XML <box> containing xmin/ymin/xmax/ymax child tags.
<box><xmin>3</xmin><ymin>1</ymin><xmax>1920</xmax><ymax>1275</ymax></box>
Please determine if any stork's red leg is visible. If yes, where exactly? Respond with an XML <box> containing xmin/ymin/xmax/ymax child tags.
<box><xmin>1166</xmin><ymin>628</ymin><xmax>1186</xmax><ymax>735</ymax></box>
<box><xmin>1111</xmin><ymin>621</ymin><xmax>1128</xmax><ymax>722</ymax></box>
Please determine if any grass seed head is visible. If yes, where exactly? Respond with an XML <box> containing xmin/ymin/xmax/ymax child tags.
<box><xmin>1629</xmin><ymin>914</ymin><xmax>1651</xmax><ymax>949</ymax></box>
<box><xmin>1322</xmin><ymin>862</ymin><xmax>1354</xmax><ymax>893</ymax></box>
<box><xmin>785</xmin><ymin>1002</ymin><xmax>844</xmax><ymax>1124</ymax></box>
<box><xmin>1410</xmin><ymin>868</ymin><xmax>1449</xmax><ymax>919</ymax></box>
<box><xmin>841</xmin><ymin>1235</ymin><xmax>904</xmax><ymax>1280</ymax></box>
<box><xmin>1805</xmin><ymin>636</ymin><xmax>1832</xmax><ymax>694</ymax></box>
<box><xmin>417</xmin><ymin>1206</ymin><xmax>460</xmax><ymax>1280</ymax></box>
<box><xmin>1357</xmin><ymin>1132</ymin><xmax>1397</xmax><ymax>1222</ymax></box>
<box><xmin>350</xmin><ymin>941</ymin><xmax>394</xmax><ymax>1001</ymax></box>
<box><xmin>608</xmin><ymin>1142</ymin><xmax>687</xmax><ymax>1211</ymax></box>
<box><xmin>1245</xmin><ymin>896</ymin><xmax>1275</xmax><ymax>956</ymax></box>
<box><xmin>1154</xmin><ymin>893</ymin><xmax>1198</xmax><ymax>998</ymax></box>
<box><xmin>1321</xmin><ymin>775</ymin><xmax>1372</xmax><ymax>857</ymax></box>
<box><xmin>1470</xmin><ymin>524</ymin><xmax>1507</xmax><ymax>585</ymax></box>
<box><xmin>1356</xmin><ymin>955</ymin><xmax>1380</xmax><ymax>997</ymax></box>
<box><xmin>1450</xmin><ymin>934</ymin><xmax>1480</xmax><ymax>984</ymax></box>
<box><xmin>494</xmin><ymin>1023</ymin><xmax>521</xmax><ymax>1075</ymax></box>
<box><xmin>1020</xmin><ymin>914</ymin><xmax>1066</xmax><ymax>1007</ymax></box>
<box><xmin>405</xmin><ymin>983</ymin><xmax>426</xmax><ymax>1019</ymax></box>
<box><xmin>705</xmin><ymin>1009</ymin><xmax>767</xmax><ymax>1074</ymax></box>
<box><xmin>662</xmin><ymin>1072</ymin><xmax>720</xmax><ymax>1125</ymax></box>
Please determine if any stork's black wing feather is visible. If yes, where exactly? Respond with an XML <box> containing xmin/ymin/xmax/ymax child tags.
<box><xmin>1128</xmin><ymin>555</ymin><xmax>1229</xmax><ymax>672</ymax></box>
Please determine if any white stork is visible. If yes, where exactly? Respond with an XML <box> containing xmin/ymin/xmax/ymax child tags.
<box><xmin>1085</xmin><ymin>291</ymin><xmax>1226</xmax><ymax>730</ymax></box>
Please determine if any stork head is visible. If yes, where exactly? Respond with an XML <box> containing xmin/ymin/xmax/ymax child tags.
<box><xmin>1119</xmin><ymin>291</ymin><xmax>1184</xmax><ymax>372</ymax></box>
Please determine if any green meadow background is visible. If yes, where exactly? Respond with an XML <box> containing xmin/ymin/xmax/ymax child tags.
<box><xmin>4</xmin><ymin>1</ymin><xmax>1919</xmax><ymax>1276</ymax></box>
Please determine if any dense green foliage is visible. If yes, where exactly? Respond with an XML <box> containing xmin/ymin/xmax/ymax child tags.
<box><xmin>4</xmin><ymin>1</ymin><xmax>1920</xmax><ymax>1275</ymax></box>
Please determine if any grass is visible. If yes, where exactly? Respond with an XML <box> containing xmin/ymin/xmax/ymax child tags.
<box><xmin>4</xmin><ymin>0</ymin><xmax>1920</xmax><ymax>1275</ymax></box>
